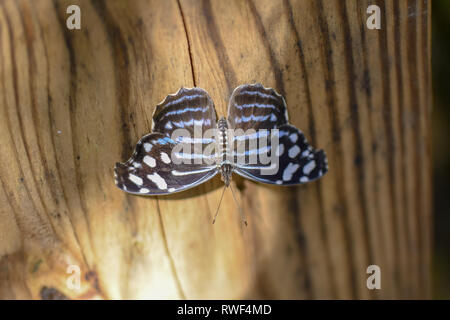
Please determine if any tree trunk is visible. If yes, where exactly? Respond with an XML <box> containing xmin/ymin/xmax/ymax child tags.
<box><xmin>0</xmin><ymin>0</ymin><xmax>431</xmax><ymax>299</ymax></box>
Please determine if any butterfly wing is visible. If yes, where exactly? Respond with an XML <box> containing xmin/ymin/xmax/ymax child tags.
<box><xmin>114</xmin><ymin>133</ymin><xmax>218</xmax><ymax>195</ymax></box>
<box><xmin>115</xmin><ymin>87</ymin><xmax>220</xmax><ymax>195</ymax></box>
<box><xmin>152</xmin><ymin>87</ymin><xmax>218</xmax><ymax>164</ymax></box>
<box><xmin>233</xmin><ymin>124</ymin><xmax>328</xmax><ymax>185</ymax></box>
<box><xmin>227</xmin><ymin>83</ymin><xmax>288</xmax><ymax>131</ymax></box>
<box><xmin>227</xmin><ymin>84</ymin><xmax>327</xmax><ymax>185</ymax></box>
<box><xmin>152</xmin><ymin>87</ymin><xmax>217</xmax><ymax>135</ymax></box>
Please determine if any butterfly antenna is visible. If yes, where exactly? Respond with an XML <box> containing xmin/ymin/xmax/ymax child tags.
<box><xmin>230</xmin><ymin>183</ymin><xmax>248</xmax><ymax>227</ymax></box>
<box><xmin>212</xmin><ymin>185</ymin><xmax>227</xmax><ymax>225</ymax></box>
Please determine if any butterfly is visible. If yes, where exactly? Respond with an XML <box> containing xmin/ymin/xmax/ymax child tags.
<box><xmin>114</xmin><ymin>84</ymin><xmax>328</xmax><ymax>222</ymax></box>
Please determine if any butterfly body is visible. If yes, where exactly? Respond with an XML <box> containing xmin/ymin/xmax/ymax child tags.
<box><xmin>217</xmin><ymin>116</ymin><xmax>233</xmax><ymax>187</ymax></box>
<box><xmin>114</xmin><ymin>84</ymin><xmax>328</xmax><ymax>195</ymax></box>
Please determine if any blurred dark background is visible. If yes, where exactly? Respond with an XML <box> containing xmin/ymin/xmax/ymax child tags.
<box><xmin>432</xmin><ymin>0</ymin><xmax>450</xmax><ymax>300</ymax></box>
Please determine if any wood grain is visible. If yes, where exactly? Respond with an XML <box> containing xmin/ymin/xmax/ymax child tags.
<box><xmin>0</xmin><ymin>0</ymin><xmax>431</xmax><ymax>299</ymax></box>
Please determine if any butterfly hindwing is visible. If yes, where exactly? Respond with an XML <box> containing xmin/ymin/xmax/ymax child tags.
<box><xmin>114</xmin><ymin>133</ymin><xmax>218</xmax><ymax>195</ymax></box>
<box><xmin>233</xmin><ymin>124</ymin><xmax>328</xmax><ymax>185</ymax></box>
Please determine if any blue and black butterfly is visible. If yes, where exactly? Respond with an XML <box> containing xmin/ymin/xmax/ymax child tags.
<box><xmin>114</xmin><ymin>84</ymin><xmax>328</xmax><ymax>197</ymax></box>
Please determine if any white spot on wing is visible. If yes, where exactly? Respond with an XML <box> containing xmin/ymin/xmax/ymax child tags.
<box><xmin>289</xmin><ymin>133</ymin><xmax>298</xmax><ymax>143</ymax></box>
<box><xmin>129</xmin><ymin>173</ymin><xmax>143</xmax><ymax>186</ymax></box>
<box><xmin>139</xmin><ymin>188</ymin><xmax>150</xmax><ymax>193</ymax></box>
<box><xmin>143</xmin><ymin>155</ymin><xmax>156</xmax><ymax>168</ymax></box>
<box><xmin>147</xmin><ymin>173</ymin><xmax>167</xmax><ymax>190</ymax></box>
<box><xmin>168</xmin><ymin>188</ymin><xmax>176</xmax><ymax>192</ymax></box>
<box><xmin>303</xmin><ymin>160</ymin><xmax>316</xmax><ymax>175</ymax></box>
<box><xmin>300</xmin><ymin>176</ymin><xmax>309</xmax><ymax>183</ymax></box>
<box><xmin>270</xmin><ymin>113</ymin><xmax>277</xmax><ymax>121</ymax></box>
<box><xmin>172</xmin><ymin>167</ymin><xmax>214</xmax><ymax>176</ymax></box>
<box><xmin>144</xmin><ymin>143</ymin><xmax>152</xmax><ymax>152</ymax></box>
<box><xmin>288</xmin><ymin>145</ymin><xmax>301</xmax><ymax>158</ymax></box>
<box><xmin>161</xmin><ymin>152</ymin><xmax>171</xmax><ymax>164</ymax></box>
<box><xmin>133</xmin><ymin>162</ymin><xmax>142</xmax><ymax>168</ymax></box>
<box><xmin>282</xmin><ymin>163</ymin><xmax>299</xmax><ymax>181</ymax></box>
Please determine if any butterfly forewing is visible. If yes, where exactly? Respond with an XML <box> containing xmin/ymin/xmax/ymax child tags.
<box><xmin>227</xmin><ymin>83</ymin><xmax>288</xmax><ymax>131</ymax></box>
<box><xmin>152</xmin><ymin>87</ymin><xmax>217</xmax><ymax>136</ymax></box>
<box><xmin>152</xmin><ymin>87</ymin><xmax>218</xmax><ymax>166</ymax></box>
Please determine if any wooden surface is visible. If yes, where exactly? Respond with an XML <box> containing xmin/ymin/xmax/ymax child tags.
<box><xmin>0</xmin><ymin>0</ymin><xmax>431</xmax><ymax>299</ymax></box>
